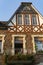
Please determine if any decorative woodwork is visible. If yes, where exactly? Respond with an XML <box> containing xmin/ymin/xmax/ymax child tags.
<box><xmin>8</xmin><ymin>24</ymin><xmax>43</xmax><ymax>33</ymax></box>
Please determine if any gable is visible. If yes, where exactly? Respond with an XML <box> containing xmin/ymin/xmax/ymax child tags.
<box><xmin>15</xmin><ymin>3</ymin><xmax>37</xmax><ymax>14</ymax></box>
<box><xmin>8</xmin><ymin>2</ymin><xmax>43</xmax><ymax>25</ymax></box>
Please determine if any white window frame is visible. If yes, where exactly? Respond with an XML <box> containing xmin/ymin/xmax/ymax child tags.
<box><xmin>0</xmin><ymin>35</ymin><xmax>5</xmax><ymax>53</ymax></box>
<box><xmin>12</xmin><ymin>35</ymin><xmax>26</xmax><ymax>55</ymax></box>
<box><xmin>31</xmin><ymin>35</ymin><xmax>43</xmax><ymax>53</ymax></box>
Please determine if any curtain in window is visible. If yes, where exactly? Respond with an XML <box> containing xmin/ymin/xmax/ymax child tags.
<box><xmin>32</xmin><ymin>15</ymin><xmax>37</xmax><ymax>25</ymax></box>
<box><xmin>24</xmin><ymin>14</ymin><xmax>29</xmax><ymax>25</ymax></box>
<box><xmin>18</xmin><ymin>15</ymin><xmax>22</xmax><ymax>25</ymax></box>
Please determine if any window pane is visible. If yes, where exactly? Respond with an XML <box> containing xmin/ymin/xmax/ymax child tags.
<box><xmin>34</xmin><ymin>37</ymin><xmax>43</xmax><ymax>51</ymax></box>
<box><xmin>14</xmin><ymin>37</ymin><xmax>23</xmax><ymax>44</ymax></box>
<box><xmin>18</xmin><ymin>15</ymin><xmax>22</xmax><ymax>25</ymax></box>
<box><xmin>14</xmin><ymin>37</ymin><xmax>23</xmax><ymax>54</ymax></box>
<box><xmin>0</xmin><ymin>40</ymin><xmax>2</xmax><ymax>52</ymax></box>
<box><xmin>24</xmin><ymin>14</ymin><xmax>29</xmax><ymax>25</ymax></box>
<box><xmin>32</xmin><ymin>15</ymin><xmax>37</xmax><ymax>25</ymax></box>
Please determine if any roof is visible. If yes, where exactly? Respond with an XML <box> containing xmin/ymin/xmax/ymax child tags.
<box><xmin>21</xmin><ymin>2</ymin><xmax>32</xmax><ymax>5</ymax></box>
<box><xmin>0</xmin><ymin>21</ymin><xmax>8</xmax><ymax>27</ymax></box>
<box><xmin>9</xmin><ymin>2</ymin><xmax>38</xmax><ymax>21</ymax></box>
<box><xmin>0</xmin><ymin>2</ymin><xmax>43</xmax><ymax>25</ymax></box>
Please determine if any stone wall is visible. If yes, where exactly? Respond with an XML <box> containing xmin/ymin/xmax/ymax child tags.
<box><xmin>25</xmin><ymin>34</ymin><xmax>33</xmax><ymax>54</ymax></box>
<box><xmin>0</xmin><ymin>30</ymin><xmax>33</xmax><ymax>54</ymax></box>
<box><xmin>0</xmin><ymin>30</ymin><xmax>33</xmax><ymax>64</ymax></box>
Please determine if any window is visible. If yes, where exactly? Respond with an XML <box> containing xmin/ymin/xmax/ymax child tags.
<box><xmin>12</xmin><ymin>35</ymin><xmax>26</xmax><ymax>55</ymax></box>
<box><xmin>24</xmin><ymin>14</ymin><xmax>30</xmax><ymax>25</ymax></box>
<box><xmin>32</xmin><ymin>15</ymin><xmax>37</xmax><ymax>25</ymax></box>
<box><xmin>18</xmin><ymin>14</ymin><xmax>22</xmax><ymax>25</ymax></box>
<box><xmin>34</xmin><ymin>37</ymin><xmax>43</xmax><ymax>51</ymax></box>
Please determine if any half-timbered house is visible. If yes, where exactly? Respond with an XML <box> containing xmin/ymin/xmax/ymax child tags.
<box><xmin>0</xmin><ymin>2</ymin><xmax>43</xmax><ymax>64</ymax></box>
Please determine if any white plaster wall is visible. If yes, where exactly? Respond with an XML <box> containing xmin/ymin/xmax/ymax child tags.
<box><xmin>39</xmin><ymin>15</ymin><xmax>43</xmax><ymax>25</ymax></box>
<box><xmin>8</xmin><ymin>22</ymin><xmax>13</xmax><ymax>26</ymax></box>
<box><xmin>12</xmin><ymin>15</ymin><xmax>16</xmax><ymax>25</ymax></box>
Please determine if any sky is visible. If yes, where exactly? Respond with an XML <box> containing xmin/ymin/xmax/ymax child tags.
<box><xmin>0</xmin><ymin>0</ymin><xmax>43</xmax><ymax>21</ymax></box>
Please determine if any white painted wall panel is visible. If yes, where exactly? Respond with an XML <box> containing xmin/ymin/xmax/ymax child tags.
<box><xmin>12</xmin><ymin>15</ymin><xmax>16</xmax><ymax>25</ymax></box>
<box><xmin>39</xmin><ymin>15</ymin><xmax>43</xmax><ymax>25</ymax></box>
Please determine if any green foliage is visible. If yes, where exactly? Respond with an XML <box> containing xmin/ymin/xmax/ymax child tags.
<box><xmin>7</xmin><ymin>54</ymin><xmax>35</xmax><ymax>61</ymax></box>
<box><xmin>38</xmin><ymin>50</ymin><xmax>43</xmax><ymax>53</ymax></box>
<box><xmin>5</xmin><ymin>54</ymin><xmax>35</xmax><ymax>65</ymax></box>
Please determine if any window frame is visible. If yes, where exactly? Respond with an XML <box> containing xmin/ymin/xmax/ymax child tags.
<box><xmin>31</xmin><ymin>35</ymin><xmax>43</xmax><ymax>53</ymax></box>
<box><xmin>0</xmin><ymin>35</ymin><xmax>5</xmax><ymax>54</ymax></box>
<box><xmin>12</xmin><ymin>35</ymin><xmax>26</xmax><ymax>55</ymax></box>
